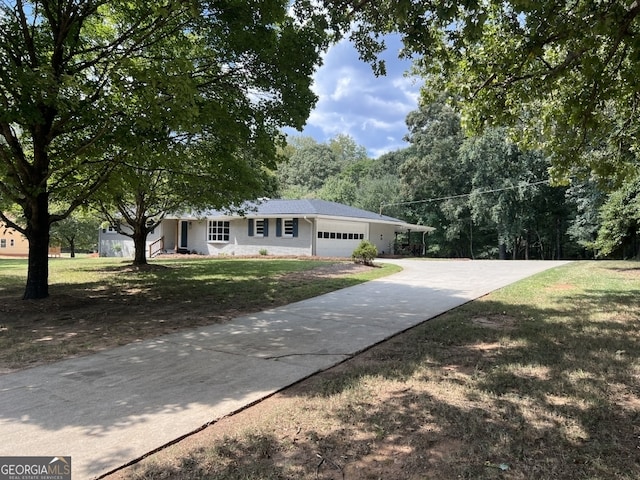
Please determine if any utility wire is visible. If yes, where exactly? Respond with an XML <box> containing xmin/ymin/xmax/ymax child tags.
<box><xmin>380</xmin><ymin>179</ymin><xmax>549</xmax><ymax>214</ymax></box>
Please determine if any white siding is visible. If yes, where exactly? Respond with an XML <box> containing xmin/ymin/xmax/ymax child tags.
<box><xmin>369</xmin><ymin>224</ymin><xmax>398</xmax><ymax>256</ymax></box>
<box><xmin>98</xmin><ymin>222</ymin><xmax>167</xmax><ymax>258</ymax></box>
<box><xmin>204</xmin><ymin>218</ymin><xmax>314</xmax><ymax>256</ymax></box>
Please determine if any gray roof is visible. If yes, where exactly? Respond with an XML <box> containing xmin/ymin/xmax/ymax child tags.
<box><xmin>180</xmin><ymin>199</ymin><xmax>434</xmax><ymax>231</ymax></box>
<box><xmin>254</xmin><ymin>199</ymin><xmax>403</xmax><ymax>222</ymax></box>
<box><xmin>200</xmin><ymin>199</ymin><xmax>403</xmax><ymax>223</ymax></box>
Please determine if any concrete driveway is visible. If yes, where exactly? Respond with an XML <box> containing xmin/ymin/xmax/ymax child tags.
<box><xmin>0</xmin><ymin>259</ymin><xmax>570</xmax><ymax>479</ymax></box>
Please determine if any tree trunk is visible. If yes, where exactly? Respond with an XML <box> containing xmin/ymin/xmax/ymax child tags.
<box><xmin>23</xmin><ymin>194</ymin><xmax>50</xmax><ymax>300</ymax></box>
<box><xmin>132</xmin><ymin>227</ymin><xmax>148</xmax><ymax>266</ymax></box>
<box><xmin>499</xmin><ymin>242</ymin><xmax>507</xmax><ymax>260</ymax></box>
<box><xmin>69</xmin><ymin>237</ymin><xmax>76</xmax><ymax>258</ymax></box>
<box><xmin>555</xmin><ymin>217</ymin><xmax>563</xmax><ymax>260</ymax></box>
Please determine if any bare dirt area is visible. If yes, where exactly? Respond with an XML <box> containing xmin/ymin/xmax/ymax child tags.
<box><xmin>0</xmin><ymin>261</ymin><xmax>371</xmax><ymax>374</ymax></box>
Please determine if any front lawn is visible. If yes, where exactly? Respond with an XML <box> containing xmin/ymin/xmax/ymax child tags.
<box><xmin>0</xmin><ymin>257</ymin><xmax>399</xmax><ymax>372</ymax></box>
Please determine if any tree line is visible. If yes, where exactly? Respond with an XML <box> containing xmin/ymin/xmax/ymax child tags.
<box><xmin>277</xmin><ymin>98</ymin><xmax>636</xmax><ymax>261</ymax></box>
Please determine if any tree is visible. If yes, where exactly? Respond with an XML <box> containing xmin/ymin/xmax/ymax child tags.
<box><xmin>278</xmin><ymin>134</ymin><xmax>377</xmax><ymax>199</ymax></box>
<box><xmin>328</xmin><ymin>134</ymin><xmax>369</xmax><ymax>165</ymax></box>
<box><xmin>566</xmin><ymin>178</ymin><xmax>606</xmax><ymax>258</ymax></box>
<box><xmin>50</xmin><ymin>209</ymin><xmax>101</xmax><ymax>257</ymax></box>
<box><xmin>95</xmin><ymin>132</ymin><xmax>276</xmax><ymax>265</ymax></box>
<box><xmin>595</xmin><ymin>176</ymin><xmax>640</xmax><ymax>258</ymax></box>
<box><xmin>286</xmin><ymin>143</ymin><xmax>341</xmax><ymax>191</ymax></box>
<box><xmin>398</xmin><ymin>97</ymin><xmax>471</xmax><ymax>257</ymax></box>
<box><xmin>0</xmin><ymin>1</ymin><xmax>328</xmax><ymax>299</ymax></box>
<box><xmin>462</xmin><ymin>127</ymin><xmax>569</xmax><ymax>259</ymax></box>
<box><xmin>320</xmin><ymin>1</ymin><xmax>640</xmax><ymax>180</ymax></box>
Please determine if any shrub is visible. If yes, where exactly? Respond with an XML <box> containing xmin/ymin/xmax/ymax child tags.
<box><xmin>352</xmin><ymin>240</ymin><xmax>378</xmax><ymax>266</ymax></box>
<box><xmin>259</xmin><ymin>248</ymin><xmax>268</xmax><ymax>256</ymax></box>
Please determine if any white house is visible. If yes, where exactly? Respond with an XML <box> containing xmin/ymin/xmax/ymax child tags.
<box><xmin>98</xmin><ymin>198</ymin><xmax>434</xmax><ymax>258</ymax></box>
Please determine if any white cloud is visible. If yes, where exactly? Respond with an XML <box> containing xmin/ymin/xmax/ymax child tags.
<box><xmin>330</xmin><ymin>76</ymin><xmax>354</xmax><ymax>101</ymax></box>
<box><xmin>295</xmin><ymin>35</ymin><xmax>422</xmax><ymax>158</ymax></box>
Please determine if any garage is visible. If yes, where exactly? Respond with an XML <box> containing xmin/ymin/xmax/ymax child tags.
<box><xmin>316</xmin><ymin>219</ymin><xmax>367</xmax><ymax>257</ymax></box>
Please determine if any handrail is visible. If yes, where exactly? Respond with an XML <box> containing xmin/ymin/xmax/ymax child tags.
<box><xmin>149</xmin><ymin>236</ymin><xmax>164</xmax><ymax>258</ymax></box>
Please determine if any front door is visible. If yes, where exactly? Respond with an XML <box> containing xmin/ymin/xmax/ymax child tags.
<box><xmin>179</xmin><ymin>221</ymin><xmax>189</xmax><ymax>250</ymax></box>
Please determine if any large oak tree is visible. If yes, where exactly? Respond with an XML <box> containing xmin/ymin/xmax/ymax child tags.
<box><xmin>0</xmin><ymin>0</ymin><xmax>328</xmax><ymax>299</ymax></box>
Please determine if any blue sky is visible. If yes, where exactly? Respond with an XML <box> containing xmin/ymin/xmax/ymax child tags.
<box><xmin>286</xmin><ymin>35</ymin><xmax>423</xmax><ymax>159</ymax></box>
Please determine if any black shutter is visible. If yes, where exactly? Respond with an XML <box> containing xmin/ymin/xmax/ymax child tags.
<box><xmin>248</xmin><ymin>219</ymin><xmax>254</xmax><ymax>236</ymax></box>
<box><xmin>293</xmin><ymin>218</ymin><xmax>299</xmax><ymax>237</ymax></box>
<box><xmin>276</xmin><ymin>218</ymin><xmax>282</xmax><ymax>237</ymax></box>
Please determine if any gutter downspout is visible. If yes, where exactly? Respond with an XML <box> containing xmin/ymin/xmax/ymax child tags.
<box><xmin>303</xmin><ymin>216</ymin><xmax>315</xmax><ymax>256</ymax></box>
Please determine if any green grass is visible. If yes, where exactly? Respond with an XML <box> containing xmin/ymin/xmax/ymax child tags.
<box><xmin>0</xmin><ymin>257</ymin><xmax>400</xmax><ymax>371</ymax></box>
<box><xmin>1</xmin><ymin>256</ymin><xmax>398</xmax><ymax>303</ymax></box>
<box><xmin>115</xmin><ymin>261</ymin><xmax>640</xmax><ymax>480</ymax></box>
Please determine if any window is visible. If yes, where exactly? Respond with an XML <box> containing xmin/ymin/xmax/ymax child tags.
<box><xmin>284</xmin><ymin>219</ymin><xmax>294</xmax><ymax>237</ymax></box>
<box><xmin>317</xmin><ymin>231</ymin><xmax>365</xmax><ymax>240</ymax></box>
<box><xmin>208</xmin><ymin>220</ymin><xmax>230</xmax><ymax>242</ymax></box>
<box><xmin>276</xmin><ymin>218</ymin><xmax>297</xmax><ymax>238</ymax></box>
<box><xmin>10</xmin><ymin>239</ymin><xmax>14</xmax><ymax>247</ymax></box>
<box><xmin>248</xmin><ymin>219</ymin><xmax>268</xmax><ymax>237</ymax></box>
<box><xmin>0</xmin><ymin>239</ymin><xmax>5</xmax><ymax>248</ymax></box>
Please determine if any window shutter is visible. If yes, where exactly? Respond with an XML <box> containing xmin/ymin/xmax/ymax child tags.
<box><xmin>248</xmin><ymin>219</ymin><xmax>254</xmax><ymax>236</ymax></box>
<box><xmin>263</xmin><ymin>219</ymin><xmax>269</xmax><ymax>237</ymax></box>
<box><xmin>276</xmin><ymin>218</ymin><xmax>282</xmax><ymax>237</ymax></box>
<box><xmin>293</xmin><ymin>218</ymin><xmax>299</xmax><ymax>237</ymax></box>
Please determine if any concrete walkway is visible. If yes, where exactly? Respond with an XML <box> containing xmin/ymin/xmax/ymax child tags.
<box><xmin>0</xmin><ymin>259</ymin><xmax>570</xmax><ymax>479</ymax></box>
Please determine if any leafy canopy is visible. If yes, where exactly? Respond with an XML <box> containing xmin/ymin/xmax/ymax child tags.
<box><xmin>325</xmin><ymin>1</ymin><xmax>640</xmax><ymax>181</ymax></box>
<box><xmin>0</xmin><ymin>0</ymin><xmax>332</xmax><ymax>298</ymax></box>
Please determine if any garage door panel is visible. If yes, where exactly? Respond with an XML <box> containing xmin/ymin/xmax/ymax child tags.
<box><xmin>316</xmin><ymin>220</ymin><xmax>367</xmax><ymax>257</ymax></box>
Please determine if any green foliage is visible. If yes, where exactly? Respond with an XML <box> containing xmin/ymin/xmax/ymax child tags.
<box><xmin>277</xmin><ymin>140</ymin><xmax>341</xmax><ymax>192</ymax></box>
<box><xmin>322</xmin><ymin>1</ymin><xmax>640</xmax><ymax>181</ymax></box>
<box><xmin>278</xmin><ymin>134</ymin><xmax>408</xmax><ymax>222</ymax></box>
<box><xmin>565</xmin><ymin>179</ymin><xmax>606</xmax><ymax>257</ymax></box>
<box><xmin>398</xmin><ymin>97</ymin><xmax>472</xmax><ymax>257</ymax></box>
<box><xmin>595</xmin><ymin>176</ymin><xmax>640</xmax><ymax>258</ymax></box>
<box><xmin>462</xmin><ymin>127</ymin><xmax>567</xmax><ymax>259</ymax></box>
<box><xmin>0</xmin><ymin>1</ymin><xmax>332</xmax><ymax>297</ymax></box>
<box><xmin>396</xmin><ymin>99</ymin><xmax>573</xmax><ymax>259</ymax></box>
<box><xmin>415</xmin><ymin>2</ymin><xmax>640</xmax><ymax>181</ymax></box>
<box><xmin>49</xmin><ymin>209</ymin><xmax>101</xmax><ymax>256</ymax></box>
<box><xmin>352</xmin><ymin>240</ymin><xmax>378</xmax><ymax>266</ymax></box>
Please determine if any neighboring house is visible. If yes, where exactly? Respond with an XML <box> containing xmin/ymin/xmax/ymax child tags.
<box><xmin>0</xmin><ymin>220</ymin><xmax>29</xmax><ymax>257</ymax></box>
<box><xmin>98</xmin><ymin>198</ymin><xmax>434</xmax><ymax>259</ymax></box>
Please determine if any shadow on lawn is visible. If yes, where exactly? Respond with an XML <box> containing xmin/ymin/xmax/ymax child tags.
<box><xmin>123</xmin><ymin>288</ymin><xmax>640</xmax><ymax>480</ymax></box>
<box><xmin>302</xmin><ymin>292</ymin><xmax>640</xmax><ymax>479</ymax></box>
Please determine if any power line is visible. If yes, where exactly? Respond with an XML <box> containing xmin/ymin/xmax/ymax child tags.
<box><xmin>380</xmin><ymin>179</ymin><xmax>549</xmax><ymax>214</ymax></box>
